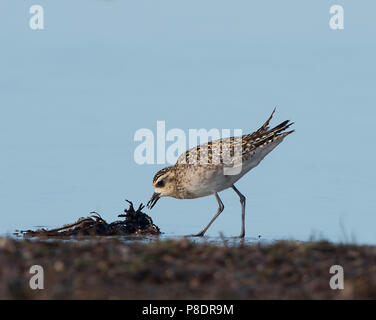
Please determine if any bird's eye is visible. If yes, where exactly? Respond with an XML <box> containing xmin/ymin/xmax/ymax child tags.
<box><xmin>156</xmin><ymin>180</ymin><xmax>165</xmax><ymax>187</ymax></box>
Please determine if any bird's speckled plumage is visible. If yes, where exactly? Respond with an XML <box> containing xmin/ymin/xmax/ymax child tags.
<box><xmin>147</xmin><ymin>109</ymin><xmax>294</xmax><ymax>237</ymax></box>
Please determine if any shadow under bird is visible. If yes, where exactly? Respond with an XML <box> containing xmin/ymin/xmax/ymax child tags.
<box><xmin>147</xmin><ymin>109</ymin><xmax>294</xmax><ymax>237</ymax></box>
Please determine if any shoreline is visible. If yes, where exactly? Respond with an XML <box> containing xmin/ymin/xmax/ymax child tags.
<box><xmin>0</xmin><ymin>237</ymin><xmax>375</xmax><ymax>299</ymax></box>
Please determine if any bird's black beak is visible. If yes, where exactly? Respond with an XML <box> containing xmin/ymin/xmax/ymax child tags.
<box><xmin>147</xmin><ymin>192</ymin><xmax>161</xmax><ymax>209</ymax></box>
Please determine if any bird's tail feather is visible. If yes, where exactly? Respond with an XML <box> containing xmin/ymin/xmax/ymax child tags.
<box><xmin>246</xmin><ymin>109</ymin><xmax>294</xmax><ymax>149</ymax></box>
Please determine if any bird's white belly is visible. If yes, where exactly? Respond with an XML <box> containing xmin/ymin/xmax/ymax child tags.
<box><xmin>183</xmin><ymin>165</ymin><xmax>241</xmax><ymax>198</ymax></box>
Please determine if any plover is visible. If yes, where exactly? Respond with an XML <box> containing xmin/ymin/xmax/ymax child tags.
<box><xmin>147</xmin><ymin>109</ymin><xmax>294</xmax><ymax>237</ymax></box>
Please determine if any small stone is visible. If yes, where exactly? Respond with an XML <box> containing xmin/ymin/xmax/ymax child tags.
<box><xmin>54</xmin><ymin>261</ymin><xmax>65</xmax><ymax>272</ymax></box>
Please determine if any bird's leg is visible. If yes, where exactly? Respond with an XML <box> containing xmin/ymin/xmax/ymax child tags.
<box><xmin>232</xmin><ymin>185</ymin><xmax>246</xmax><ymax>238</ymax></box>
<box><xmin>189</xmin><ymin>193</ymin><xmax>224</xmax><ymax>237</ymax></box>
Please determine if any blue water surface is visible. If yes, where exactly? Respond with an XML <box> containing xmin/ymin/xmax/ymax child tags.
<box><xmin>1</xmin><ymin>1</ymin><xmax>375</xmax><ymax>243</ymax></box>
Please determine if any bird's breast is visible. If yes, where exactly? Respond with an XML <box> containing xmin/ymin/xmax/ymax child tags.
<box><xmin>175</xmin><ymin>164</ymin><xmax>240</xmax><ymax>199</ymax></box>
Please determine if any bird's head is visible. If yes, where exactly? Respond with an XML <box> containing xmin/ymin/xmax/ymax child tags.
<box><xmin>147</xmin><ymin>166</ymin><xmax>176</xmax><ymax>209</ymax></box>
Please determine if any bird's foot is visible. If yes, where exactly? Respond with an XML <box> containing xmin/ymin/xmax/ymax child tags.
<box><xmin>184</xmin><ymin>232</ymin><xmax>206</xmax><ymax>237</ymax></box>
<box><xmin>230</xmin><ymin>234</ymin><xmax>245</xmax><ymax>239</ymax></box>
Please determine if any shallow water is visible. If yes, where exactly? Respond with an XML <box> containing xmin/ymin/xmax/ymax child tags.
<box><xmin>1</xmin><ymin>1</ymin><xmax>376</xmax><ymax>244</ymax></box>
<box><xmin>11</xmin><ymin>231</ymin><xmax>265</xmax><ymax>247</ymax></box>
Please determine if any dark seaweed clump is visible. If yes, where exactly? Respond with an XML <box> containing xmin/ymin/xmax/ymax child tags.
<box><xmin>15</xmin><ymin>200</ymin><xmax>160</xmax><ymax>237</ymax></box>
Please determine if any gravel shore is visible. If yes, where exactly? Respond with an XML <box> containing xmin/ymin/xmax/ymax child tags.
<box><xmin>0</xmin><ymin>237</ymin><xmax>375</xmax><ymax>299</ymax></box>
